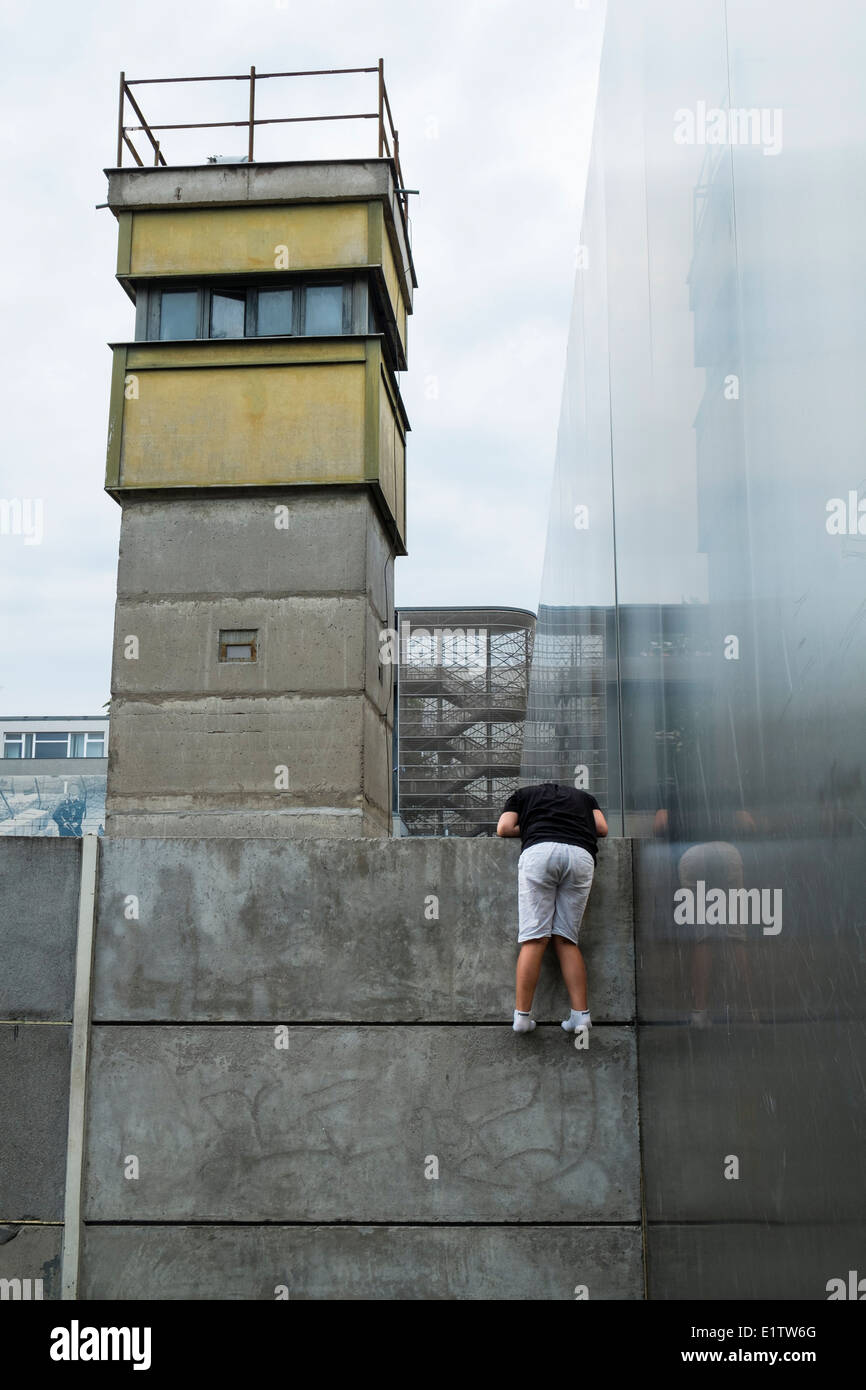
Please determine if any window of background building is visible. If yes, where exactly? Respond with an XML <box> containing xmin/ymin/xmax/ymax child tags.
<box><xmin>3</xmin><ymin>730</ymin><xmax>106</xmax><ymax>759</ymax></box>
<box><xmin>34</xmin><ymin>731</ymin><xmax>70</xmax><ymax>759</ymax></box>
<box><xmin>70</xmin><ymin>732</ymin><xmax>106</xmax><ymax>758</ymax></box>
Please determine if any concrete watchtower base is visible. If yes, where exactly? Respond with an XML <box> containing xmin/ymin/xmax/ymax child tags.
<box><xmin>105</xmin><ymin>488</ymin><xmax>394</xmax><ymax>839</ymax></box>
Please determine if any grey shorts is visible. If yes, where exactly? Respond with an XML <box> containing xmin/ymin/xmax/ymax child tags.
<box><xmin>517</xmin><ymin>841</ymin><xmax>595</xmax><ymax>944</ymax></box>
<box><xmin>678</xmin><ymin>841</ymin><xmax>747</xmax><ymax>942</ymax></box>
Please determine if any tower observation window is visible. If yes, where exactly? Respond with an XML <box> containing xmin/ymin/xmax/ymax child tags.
<box><xmin>159</xmin><ymin>291</ymin><xmax>199</xmax><ymax>340</ymax></box>
<box><xmin>150</xmin><ymin>282</ymin><xmax>354</xmax><ymax>341</ymax></box>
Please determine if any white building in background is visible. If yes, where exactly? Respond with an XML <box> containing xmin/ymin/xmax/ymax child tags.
<box><xmin>0</xmin><ymin>717</ymin><xmax>108</xmax><ymax>836</ymax></box>
<box><xmin>1</xmin><ymin>717</ymin><xmax>108</xmax><ymax>762</ymax></box>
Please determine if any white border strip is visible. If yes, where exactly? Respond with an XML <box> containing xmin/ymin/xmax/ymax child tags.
<box><xmin>60</xmin><ymin>833</ymin><xmax>99</xmax><ymax>1300</ymax></box>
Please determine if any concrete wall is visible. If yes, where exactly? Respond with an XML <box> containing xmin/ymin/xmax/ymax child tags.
<box><xmin>105</xmin><ymin>490</ymin><xmax>394</xmax><ymax>840</ymax></box>
<box><xmin>0</xmin><ymin>838</ymin><xmax>80</xmax><ymax>1298</ymax></box>
<box><xmin>82</xmin><ymin>1224</ymin><xmax>641</xmax><ymax>1302</ymax></box>
<box><xmin>0</xmin><ymin>833</ymin><xmax>642</xmax><ymax>1300</ymax></box>
<box><xmin>83</xmin><ymin>835</ymin><xmax>640</xmax><ymax>1298</ymax></box>
<box><xmin>84</xmin><ymin>1025</ymin><xmax>638</xmax><ymax>1223</ymax></box>
<box><xmin>91</xmin><ymin>837</ymin><xmax>634</xmax><ymax>1021</ymax></box>
<box><xmin>5</xmin><ymin>830</ymin><xmax>860</xmax><ymax>1298</ymax></box>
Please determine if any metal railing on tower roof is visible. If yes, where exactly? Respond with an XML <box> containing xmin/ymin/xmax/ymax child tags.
<box><xmin>114</xmin><ymin>60</ymin><xmax>411</xmax><ymax>225</ymax></box>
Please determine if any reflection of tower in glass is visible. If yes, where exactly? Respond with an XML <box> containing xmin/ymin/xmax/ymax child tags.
<box><xmin>688</xmin><ymin>134</ymin><xmax>760</xmax><ymax>822</ymax></box>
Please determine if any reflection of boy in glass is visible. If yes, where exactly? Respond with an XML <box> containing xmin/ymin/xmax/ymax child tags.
<box><xmin>654</xmin><ymin>788</ymin><xmax>757</xmax><ymax>1027</ymax></box>
<box><xmin>52</xmin><ymin>790</ymin><xmax>86</xmax><ymax>837</ymax></box>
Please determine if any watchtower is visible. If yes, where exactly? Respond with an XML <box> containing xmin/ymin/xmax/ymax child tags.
<box><xmin>102</xmin><ymin>64</ymin><xmax>416</xmax><ymax>837</ymax></box>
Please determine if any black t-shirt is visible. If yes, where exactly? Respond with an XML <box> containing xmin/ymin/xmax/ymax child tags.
<box><xmin>501</xmin><ymin>783</ymin><xmax>602</xmax><ymax>859</ymax></box>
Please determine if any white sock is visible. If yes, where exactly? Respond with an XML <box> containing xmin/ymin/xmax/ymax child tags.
<box><xmin>513</xmin><ymin>1009</ymin><xmax>536</xmax><ymax>1033</ymax></box>
<box><xmin>561</xmin><ymin>1008</ymin><xmax>592</xmax><ymax>1032</ymax></box>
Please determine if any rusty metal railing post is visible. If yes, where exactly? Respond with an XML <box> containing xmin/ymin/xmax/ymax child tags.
<box><xmin>377</xmin><ymin>57</ymin><xmax>384</xmax><ymax>156</ymax></box>
<box><xmin>394</xmin><ymin>127</ymin><xmax>403</xmax><ymax>214</ymax></box>
<box><xmin>116</xmin><ymin>71</ymin><xmax>125</xmax><ymax>167</ymax></box>
<box><xmin>248</xmin><ymin>65</ymin><xmax>256</xmax><ymax>162</ymax></box>
<box><xmin>153</xmin><ymin>140</ymin><xmax>160</xmax><ymax>167</ymax></box>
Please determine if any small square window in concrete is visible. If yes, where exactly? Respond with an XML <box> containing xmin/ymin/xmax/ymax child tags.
<box><xmin>219</xmin><ymin>629</ymin><xmax>258</xmax><ymax>662</ymax></box>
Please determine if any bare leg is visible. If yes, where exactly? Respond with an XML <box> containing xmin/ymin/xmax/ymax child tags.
<box><xmin>691</xmin><ymin>941</ymin><xmax>712</xmax><ymax>1011</ymax></box>
<box><xmin>553</xmin><ymin>937</ymin><xmax>588</xmax><ymax>1011</ymax></box>
<box><xmin>733</xmin><ymin>942</ymin><xmax>759</xmax><ymax>1020</ymax></box>
<box><xmin>515</xmin><ymin>939</ymin><xmax>549</xmax><ymax>1012</ymax></box>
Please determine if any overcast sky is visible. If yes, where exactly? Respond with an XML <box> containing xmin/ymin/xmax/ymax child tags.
<box><xmin>0</xmin><ymin>0</ymin><xmax>605</xmax><ymax>713</ymax></box>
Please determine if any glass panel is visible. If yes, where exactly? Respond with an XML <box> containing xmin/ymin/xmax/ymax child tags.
<box><xmin>70</xmin><ymin>732</ymin><xmax>85</xmax><ymax>757</ymax></box>
<box><xmin>85</xmin><ymin>738</ymin><xmax>105</xmax><ymax>758</ymax></box>
<box><xmin>225</xmin><ymin>644</ymin><xmax>254</xmax><ymax>661</ymax></box>
<box><xmin>304</xmin><ymin>285</ymin><xmax>343</xmax><ymax>335</ymax></box>
<box><xmin>522</xmin><ymin>0</ymin><xmax>866</xmax><ymax>1299</ymax></box>
<box><xmin>34</xmin><ymin>733</ymin><xmax>68</xmax><ymax>759</ymax></box>
<box><xmin>256</xmin><ymin>289</ymin><xmax>293</xmax><ymax>336</ymax></box>
<box><xmin>209</xmin><ymin>291</ymin><xmax>246</xmax><ymax>339</ymax></box>
<box><xmin>159</xmin><ymin>291</ymin><xmax>199</xmax><ymax>340</ymax></box>
<box><xmin>3</xmin><ymin>737</ymin><xmax>22</xmax><ymax>759</ymax></box>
